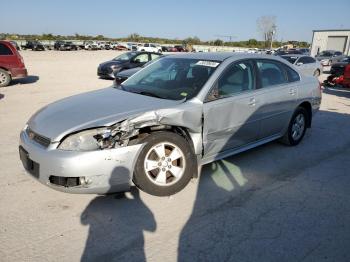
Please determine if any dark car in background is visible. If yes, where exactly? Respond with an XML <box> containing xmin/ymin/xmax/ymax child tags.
<box><xmin>114</xmin><ymin>54</ymin><xmax>164</xmax><ymax>85</ymax></box>
<box><xmin>275</xmin><ymin>49</ymin><xmax>302</xmax><ymax>56</ymax></box>
<box><xmin>0</xmin><ymin>40</ymin><xmax>28</xmax><ymax>87</ymax></box>
<box><xmin>58</xmin><ymin>41</ymin><xmax>77</xmax><ymax>51</ymax></box>
<box><xmin>329</xmin><ymin>56</ymin><xmax>350</xmax><ymax>76</ymax></box>
<box><xmin>315</xmin><ymin>50</ymin><xmax>344</xmax><ymax>67</ymax></box>
<box><xmin>54</xmin><ymin>41</ymin><xmax>65</xmax><ymax>50</ymax></box>
<box><xmin>298</xmin><ymin>48</ymin><xmax>310</xmax><ymax>55</ymax></box>
<box><xmin>174</xmin><ymin>45</ymin><xmax>188</xmax><ymax>52</ymax></box>
<box><xmin>10</xmin><ymin>41</ymin><xmax>20</xmax><ymax>50</ymax></box>
<box><xmin>21</xmin><ymin>41</ymin><xmax>45</xmax><ymax>51</ymax></box>
<box><xmin>97</xmin><ymin>51</ymin><xmax>161</xmax><ymax>79</ymax></box>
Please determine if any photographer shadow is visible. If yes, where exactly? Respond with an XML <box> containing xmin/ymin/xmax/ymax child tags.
<box><xmin>80</xmin><ymin>166</ymin><xmax>156</xmax><ymax>262</ymax></box>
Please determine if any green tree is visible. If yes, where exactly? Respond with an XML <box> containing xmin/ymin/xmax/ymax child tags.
<box><xmin>213</xmin><ymin>39</ymin><xmax>223</xmax><ymax>46</ymax></box>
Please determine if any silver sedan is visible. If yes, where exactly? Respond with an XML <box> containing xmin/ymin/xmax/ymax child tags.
<box><xmin>19</xmin><ymin>53</ymin><xmax>322</xmax><ymax>196</ymax></box>
<box><xmin>280</xmin><ymin>54</ymin><xmax>322</xmax><ymax>77</ymax></box>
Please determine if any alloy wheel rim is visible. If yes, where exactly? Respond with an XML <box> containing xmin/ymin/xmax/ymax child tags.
<box><xmin>144</xmin><ymin>142</ymin><xmax>186</xmax><ymax>186</ymax></box>
<box><xmin>0</xmin><ymin>72</ymin><xmax>6</xmax><ymax>84</ymax></box>
<box><xmin>291</xmin><ymin>114</ymin><xmax>305</xmax><ymax>141</ymax></box>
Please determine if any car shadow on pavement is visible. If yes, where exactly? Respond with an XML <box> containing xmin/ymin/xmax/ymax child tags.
<box><xmin>11</xmin><ymin>75</ymin><xmax>39</xmax><ymax>85</ymax></box>
<box><xmin>323</xmin><ymin>86</ymin><xmax>350</xmax><ymax>99</ymax></box>
<box><xmin>178</xmin><ymin>109</ymin><xmax>350</xmax><ymax>261</ymax></box>
<box><xmin>80</xmin><ymin>166</ymin><xmax>156</xmax><ymax>262</ymax></box>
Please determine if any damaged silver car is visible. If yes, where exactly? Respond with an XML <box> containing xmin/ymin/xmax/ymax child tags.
<box><xmin>19</xmin><ymin>53</ymin><xmax>321</xmax><ymax>196</ymax></box>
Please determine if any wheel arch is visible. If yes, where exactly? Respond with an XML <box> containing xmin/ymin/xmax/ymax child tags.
<box><xmin>0</xmin><ymin>66</ymin><xmax>10</xmax><ymax>74</ymax></box>
<box><xmin>134</xmin><ymin>125</ymin><xmax>196</xmax><ymax>152</ymax></box>
<box><xmin>298</xmin><ymin>101</ymin><xmax>312</xmax><ymax>127</ymax></box>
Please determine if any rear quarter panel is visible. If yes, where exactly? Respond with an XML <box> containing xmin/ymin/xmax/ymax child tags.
<box><xmin>297</xmin><ymin>75</ymin><xmax>321</xmax><ymax>112</ymax></box>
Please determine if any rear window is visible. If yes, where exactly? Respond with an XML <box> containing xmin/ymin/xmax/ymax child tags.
<box><xmin>283</xmin><ymin>64</ymin><xmax>300</xmax><ymax>82</ymax></box>
<box><xmin>0</xmin><ymin>43</ymin><xmax>13</xmax><ymax>55</ymax></box>
<box><xmin>256</xmin><ymin>60</ymin><xmax>288</xmax><ymax>88</ymax></box>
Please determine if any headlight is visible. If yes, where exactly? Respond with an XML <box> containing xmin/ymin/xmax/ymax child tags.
<box><xmin>111</xmin><ymin>65</ymin><xmax>120</xmax><ymax>70</ymax></box>
<box><xmin>58</xmin><ymin>128</ymin><xmax>122</xmax><ymax>151</ymax></box>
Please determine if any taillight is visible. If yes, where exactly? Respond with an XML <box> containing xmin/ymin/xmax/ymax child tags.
<box><xmin>19</xmin><ymin>53</ymin><xmax>24</xmax><ymax>66</ymax></box>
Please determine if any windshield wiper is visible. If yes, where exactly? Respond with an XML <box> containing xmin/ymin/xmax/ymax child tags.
<box><xmin>138</xmin><ymin>91</ymin><xmax>164</xmax><ymax>99</ymax></box>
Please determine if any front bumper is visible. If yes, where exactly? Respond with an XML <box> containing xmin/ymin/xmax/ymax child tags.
<box><xmin>19</xmin><ymin>129</ymin><xmax>144</xmax><ymax>194</ymax></box>
<box><xmin>97</xmin><ymin>67</ymin><xmax>119</xmax><ymax>79</ymax></box>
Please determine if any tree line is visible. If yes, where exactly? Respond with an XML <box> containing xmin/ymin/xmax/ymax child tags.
<box><xmin>0</xmin><ymin>32</ymin><xmax>309</xmax><ymax>48</ymax></box>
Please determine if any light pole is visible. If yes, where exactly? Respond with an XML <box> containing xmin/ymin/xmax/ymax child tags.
<box><xmin>270</xmin><ymin>25</ymin><xmax>276</xmax><ymax>50</ymax></box>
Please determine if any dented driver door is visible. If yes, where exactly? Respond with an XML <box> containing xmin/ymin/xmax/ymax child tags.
<box><xmin>202</xmin><ymin>59</ymin><xmax>261</xmax><ymax>158</ymax></box>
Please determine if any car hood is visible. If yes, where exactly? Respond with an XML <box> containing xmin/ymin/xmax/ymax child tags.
<box><xmin>116</xmin><ymin>67</ymin><xmax>141</xmax><ymax>78</ymax></box>
<box><xmin>28</xmin><ymin>87</ymin><xmax>181</xmax><ymax>142</ymax></box>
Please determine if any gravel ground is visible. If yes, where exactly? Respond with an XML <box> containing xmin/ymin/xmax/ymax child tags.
<box><xmin>0</xmin><ymin>50</ymin><xmax>350</xmax><ymax>262</ymax></box>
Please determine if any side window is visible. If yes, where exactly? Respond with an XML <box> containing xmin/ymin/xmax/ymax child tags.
<box><xmin>150</xmin><ymin>53</ymin><xmax>160</xmax><ymax>60</ymax></box>
<box><xmin>150</xmin><ymin>44</ymin><xmax>156</xmax><ymax>48</ymax></box>
<box><xmin>217</xmin><ymin>60</ymin><xmax>255</xmax><ymax>97</ymax></box>
<box><xmin>0</xmin><ymin>43</ymin><xmax>13</xmax><ymax>55</ymax></box>
<box><xmin>134</xmin><ymin>53</ymin><xmax>149</xmax><ymax>63</ymax></box>
<box><xmin>144</xmin><ymin>43</ymin><xmax>149</xmax><ymax>47</ymax></box>
<box><xmin>283</xmin><ymin>64</ymin><xmax>300</xmax><ymax>83</ymax></box>
<box><xmin>257</xmin><ymin>60</ymin><xmax>288</xmax><ymax>88</ymax></box>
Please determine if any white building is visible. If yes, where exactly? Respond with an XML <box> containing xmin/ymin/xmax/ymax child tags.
<box><xmin>311</xmin><ymin>29</ymin><xmax>350</xmax><ymax>56</ymax></box>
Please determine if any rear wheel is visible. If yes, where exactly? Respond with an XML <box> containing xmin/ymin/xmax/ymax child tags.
<box><xmin>0</xmin><ymin>69</ymin><xmax>11</xmax><ymax>87</ymax></box>
<box><xmin>281</xmin><ymin>107</ymin><xmax>308</xmax><ymax>146</ymax></box>
<box><xmin>133</xmin><ymin>131</ymin><xmax>196</xmax><ymax>196</ymax></box>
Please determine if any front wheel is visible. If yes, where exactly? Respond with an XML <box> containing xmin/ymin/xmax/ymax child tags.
<box><xmin>133</xmin><ymin>131</ymin><xmax>196</xmax><ymax>196</ymax></box>
<box><xmin>281</xmin><ymin>107</ymin><xmax>308</xmax><ymax>146</ymax></box>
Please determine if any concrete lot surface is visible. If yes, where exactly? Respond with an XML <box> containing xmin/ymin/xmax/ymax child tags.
<box><xmin>1</xmin><ymin>50</ymin><xmax>350</xmax><ymax>262</ymax></box>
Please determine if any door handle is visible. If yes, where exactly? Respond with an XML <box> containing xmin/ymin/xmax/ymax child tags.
<box><xmin>248</xmin><ymin>98</ymin><xmax>256</xmax><ymax>106</ymax></box>
<box><xmin>289</xmin><ymin>88</ymin><xmax>296</xmax><ymax>95</ymax></box>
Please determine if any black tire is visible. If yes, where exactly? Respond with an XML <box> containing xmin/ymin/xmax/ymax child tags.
<box><xmin>0</xmin><ymin>69</ymin><xmax>11</xmax><ymax>87</ymax></box>
<box><xmin>133</xmin><ymin>131</ymin><xmax>196</xmax><ymax>196</ymax></box>
<box><xmin>281</xmin><ymin>107</ymin><xmax>308</xmax><ymax>146</ymax></box>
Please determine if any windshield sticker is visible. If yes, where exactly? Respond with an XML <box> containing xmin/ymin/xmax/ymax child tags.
<box><xmin>195</xmin><ymin>61</ymin><xmax>220</xmax><ymax>67</ymax></box>
<box><xmin>180</xmin><ymin>92</ymin><xmax>188</xmax><ymax>97</ymax></box>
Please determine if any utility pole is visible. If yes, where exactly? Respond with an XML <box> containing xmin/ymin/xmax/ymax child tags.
<box><xmin>270</xmin><ymin>25</ymin><xmax>276</xmax><ymax>50</ymax></box>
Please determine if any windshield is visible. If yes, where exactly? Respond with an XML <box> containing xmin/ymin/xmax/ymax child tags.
<box><xmin>281</xmin><ymin>56</ymin><xmax>298</xmax><ymax>64</ymax></box>
<box><xmin>113</xmin><ymin>52</ymin><xmax>137</xmax><ymax>61</ymax></box>
<box><xmin>120</xmin><ymin>58</ymin><xmax>220</xmax><ymax>100</ymax></box>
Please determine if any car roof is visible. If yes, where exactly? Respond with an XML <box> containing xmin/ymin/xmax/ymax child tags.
<box><xmin>281</xmin><ymin>54</ymin><xmax>305</xmax><ymax>58</ymax></box>
<box><xmin>165</xmin><ymin>52</ymin><xmax>288</xmax><ymax>62</ymax></box>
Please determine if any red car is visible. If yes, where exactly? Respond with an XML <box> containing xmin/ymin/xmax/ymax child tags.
<box><xmin>0</xmin><ymin>40</ymin><xmax>28</xmax><ymax>87</ymax></box>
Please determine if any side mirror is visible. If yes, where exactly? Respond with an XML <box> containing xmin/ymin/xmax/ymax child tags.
<box><xmin>296</xmin><ymin>62</ymin><xmax>303</xmax><ymax>66</ymax></box>
<box><xmin>206</xmin><ymin>86</ymin><xmax>220</xmax><ymax>102</ymax></box>
<box><xmin>134</xmin><ymin>59</ymin><xmax>141</xmax><ymax>63</ymax></box>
